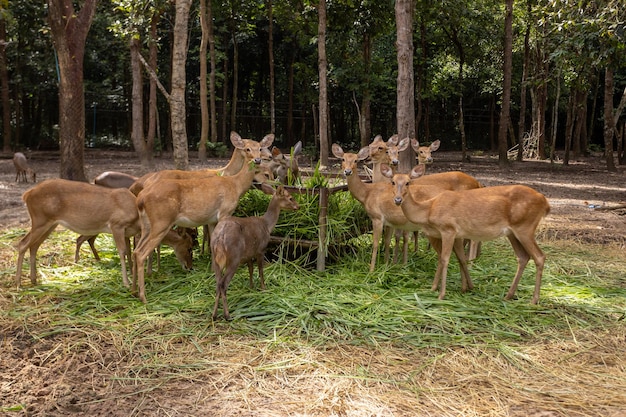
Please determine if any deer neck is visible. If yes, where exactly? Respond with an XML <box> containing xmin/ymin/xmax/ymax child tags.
<box><xmin>346</xmin><ymin>171</ymin><xmax>372</xmax><ymax>204</ymax></box>
<box><xmin>400</xmin><ymin>186</ymin><xmax>435</xmax><ymax>225</ymax></box>
<box><xmin>219</xmin><ymin>150</ymin><xmax>245</xmax><ymax>176</ymax></box>
<box><xmin>229</xmin><ymin>164</ymin><xmax>257</xmax><ymax>196</ymax></box>
<box><xmin>262</xmin><ymin>197</ymin><xmax>283</xmax><ymax>232</ymax></box>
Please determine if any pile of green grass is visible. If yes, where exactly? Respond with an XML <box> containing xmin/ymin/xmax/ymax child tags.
<box><xmin>2</xmin><ymin>229</ymin><xmax>624</xmax><ymax>351</ymax></box>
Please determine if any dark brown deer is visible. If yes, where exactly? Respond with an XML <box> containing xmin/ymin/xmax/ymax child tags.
<box><xmin>211</xmin><ymin>184</ymin><xmax>300</xmax><ymax>320</ymax></box>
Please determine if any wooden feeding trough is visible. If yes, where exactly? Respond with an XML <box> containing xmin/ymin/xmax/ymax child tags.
<box><xmin>252</xmin><ymin>172</ymin><xmax>370</xmax><ymax>272</ymax></box>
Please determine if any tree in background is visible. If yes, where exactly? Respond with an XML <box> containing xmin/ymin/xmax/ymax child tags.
<box><xmin>497</xmin><ymin>0</ymin><xmax>513</xmax><ymax>167</ymax></box>
<box><xmin>395</xmin><ymin>0</ymin><xmax>415</xmax><ymax>172</ymax></box>
<box><xmin>317</xmin><ymin>0</ymin><xmax>329</xmax><ymax>167</ymax></box>
<box><xmin>48</xmin><ymin>0</ymin><xmax>97</xmax><ymax>181</ymax></box>
<box><xmin>0</xmin><ymin>1</ymin><xmax>10</xmax><ymax>153</ymax></box>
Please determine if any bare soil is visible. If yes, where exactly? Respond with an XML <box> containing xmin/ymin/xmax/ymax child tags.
<box><xmin>0</xmin><ymin>149</ymin><xmax>625</xmax><ymax>416</ymax></box>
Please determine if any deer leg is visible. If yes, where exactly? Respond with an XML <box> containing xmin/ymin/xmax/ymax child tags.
<box><xmin>426</xmin><ymin>236</ymin><xmax>443</xmax><ymax>291</ymax></box>
<box><xmin>247</xmin><ymin>260</ymin><xmax>255</xmax><ymax>288</ymax></box>
<box><xmin>383</xmin><ymin>226</ymin><xmax>393</xmax><ymax>264</ymax></box>
<box><xmin>111</xmin><ymin>230</ymin><xmax>131</xmax><ymax>288</ymax></box>
<box><xmin>132</xmin><ymin>227</ymin><xmax>171</xmax><ymax>303</ymax></box>
<box><xmin>436</xmin><ymin>235</ymin><xmax>456</xmax><ymax>300</ymax></box>
<box><xmin>452</xmin><ymin>238</ymin><xmax>473</xmax><ymax>292</ymax></box>
<box><xmin>75</xmin><ymin>235</ymin><xmax>98</xmax><ymax>262</ymax></box>
<box><xmin>257</xmin><ymin>255</ymin><xmax>265</xmax><ymax>290</ymax></box>
<box><xmin>16</xmin><ymin>224</ymin><xmax>56</xmax><ymax>287</ymax></box>
<box><xmin>369</xmin><ymin>220</ymin><xmax>384</xmax><ymax>272</ymax></box>
<box><xmin>402</xmin><ymin>231</ymin><xmax>409</xmax><ymax>265</ymax></box>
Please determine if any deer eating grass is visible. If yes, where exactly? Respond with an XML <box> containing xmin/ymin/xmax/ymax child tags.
<box><xmin>211</xmin><ymin>184</ymin><xmax>300</xmax><ymax>320</ymax></box>
<box><xmin>15</xmin><ymin>179</ymin><xmax>192</xmax><ymax>290</ymax></box>
<box><xmin>13</xmin><ymin>152</ymin><xmax>36</xmax><ymax>183</ymax></box>
<box><xmin>387</xmin><ymin>164</ymin><xmax>550</xmax><ymax>304</ymax></box>
<box><xmin>132</xmin><ymin>162</ymin><xmax>268</xmax><ymax>303</ymax></box>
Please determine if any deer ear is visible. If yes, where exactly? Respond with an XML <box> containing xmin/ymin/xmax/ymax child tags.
<box><xmin>272</xmin><ymin>147</ymin><xmax>282</xmax><ymax>157</ymax></box>
<box><xmin>410</xmin><ymin>138</ymin><xmax>420</xmax><ymax>152</ymax></box>
<box><xmin>230</xmin><ymin>131</ymin><xmax>244</xmax><ymax>149</ymax></box>
<box><xmin>331</xmin><ymin>143</ymin><xmax>343</xmax><ymax>158</ymax></box>
<box><xmin>410</xmin><ymin>164</ymin><xmax>426</xmax><ymax>179</ymax></box>
<box><xmin>293</xmin><ymin>141</ymin><xmax>303</xmax><ymax>154</ymax></box>
<box><xmin>387</xmin><ymin>134</ymin><xmax>399</xmax><ymax>146</ymax></box>
<box><xmin>430</xmin><ymin>140</ymin><xmax>441</xmax><ymax>151</ymax></box>
<box><xmin>380</xmin><ymin>163</ymin><xmax>393</xmax><ymax>178</ymax></box>
<box><xmin>357</xmin><ymin>147</ymin><xmax>370</xmax><ymax>160</ymax></box>
<box><xmin>260</xmin><ymin>182</ymin><xmax>275</xmax><ymax>195</ymax></box>
<box><xmin>260</xmin><ymin>133</ymin><xmax>275</xmax><ymax>148</ymax></box>
<box><xmin>398</xmin><ymin>138</ymin><xmax>410</xmax><ymax>152</ymax></box>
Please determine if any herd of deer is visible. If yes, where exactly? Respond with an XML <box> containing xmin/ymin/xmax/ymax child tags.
<box><xmin>12</xmin><ymin>131</ymin><xmax>549</xmax><ymax>320</ymax></box>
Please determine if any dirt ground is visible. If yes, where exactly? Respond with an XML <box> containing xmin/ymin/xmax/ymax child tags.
<box><xmin>0</xmin><ymin>149</ymin><xmax>625</xmax><ymax>416</ymax></box>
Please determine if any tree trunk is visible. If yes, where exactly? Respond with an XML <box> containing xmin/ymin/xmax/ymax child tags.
<box><xmin>395</xmin><ymin>0</ymin><xmax>416</xmax><ymax>172</ymax></box>
<box><xmin>130</xmin><ymin>36</ymin><xmax>152</xmax><ymax>169</ymax></box>
<box><xmin>497</xmin><ymin>0</ymin><xmax>513</xmax><ymax>168</ymax></box>
<box><xmin>230</xmin><ymin>32</ymin><xmax>239</xmax><ymax>133</ymax></box>
<box><xmin>517</xmin><ymin>0</ymin><xmax>531</xmax><ymax>161</ymax></box>
<box><xmin>170</xmin><ymin>0</ymin><xmax>192</xmax><ymax>170</ymax></box>
<box><xmin>563</xmin><ymin>92</ymin><xmax>574</xmax><ymax>165</ymax></box>
<box><xmin>0</xmin><ymin>17</ymin><xmax>11</xmax><ymax>152</ymax></box>
<box><xmin>268</xmin><ymin>0</ymin><xmax>276</xmax><ymax>134</ymax></box>
<box><xmin>147</xmin><ymin>12</ymin><xmax>159</xmax><ymax>159</ymax></box>
<box><xmin>221</xmin><ymin>56</ymin><xmax>229</xmax><ymax>141</ymax></box>
<box><xmin>549</xmin><ymin>70</ymin><xmax>560</xmax><ymax>163</ymax></box>
<box><xmin>358</xmin><ymin>32</ymin><xmax>372</xmax><ymax>148</ymax></box>
<box><xmin>208</xmin><ymin>0</ymin><xmax>217</xmax><ymax>144</ymax></box>
<box><xmin>198</xmin><ymin>0</ymin><xmax>210</xmax><ymax>161</ymax></box>
<box><xmin>603</xmin><ymin>67</ymin><xmax>616</xmax><ymax>172</ymax></box>
<box><xmin>48</xmin><ymin>0</ymin><xmax>98</xmax><ymax>182</ymax></box>
<box><xmin>317</xmin><ymin>0</ymin><xmax>329</xmax><ymax>167</ymax></box>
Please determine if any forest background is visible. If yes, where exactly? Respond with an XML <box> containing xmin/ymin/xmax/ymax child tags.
<box><xmin>0</xmin><ymin>0</ymin><xmax>625</xmax><ymax>178</ymax></box>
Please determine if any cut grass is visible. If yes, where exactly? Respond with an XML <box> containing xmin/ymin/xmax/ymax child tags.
<box><xmin>1</xmin><ymin>226</ymin><xmax>625</xmax><ymax>415</ymax></box>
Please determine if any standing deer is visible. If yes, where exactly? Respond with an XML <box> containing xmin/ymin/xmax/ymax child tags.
<box><xmin>211</xmin><ymin>184</ymin><xmax>300</xmax><ymax>320</ymax></box>
<box><xmin>132</xmin><ymin>162</ymin><xmax>268</xmax><ymax>303</ymax></box>
<box><xmin>331</xmin><ymin>144</ymin><xmax>481</xmax><ymax>273</ymax></box>
<box><xmin>13</xmin><ymin>152</ymin><xmax>36</xmax><ymax>183</ymax></box>
<box><xmin>386</xmin><ymin>163</ymin><xmax>550</xmax><ymax>304</ymax></box>
<box><xmin>15</xmin><ymin>179</ymin><xmax>192</xmax><ymax>289</ymax></box>
<box><xmin>129</xmin><ymin>131</ymin><xmax>274</xmax><ymax>196</ymax></box>
<box><xmin>414</xmin><ymin>139</ymin><xmax>440</xmax><ymax>165</ymax></box>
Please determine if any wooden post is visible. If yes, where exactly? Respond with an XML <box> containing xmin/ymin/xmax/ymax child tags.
<box><xmin>317</xmin><ymin>186</ymin><xmax>329</xmax><ymax>271</ymax></box>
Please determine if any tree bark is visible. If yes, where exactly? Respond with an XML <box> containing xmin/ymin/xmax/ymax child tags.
<box><xmin>170</xmin><ymin>0</ymin><xmax>192</xmax><ymax>170</ymax></box>
<box><xmin>130</xmin><ymin>36</ymin><xmax>152</xmax><ymax>169</ymax></box>
<box><xmin>0</xmin><ymin>17</ymin><xmax>11</xmax><ymax>152</ymax></box>
<box><xmin>603</xmin><ymin>67</ymin><xmax>616</xmax><ymax>171</ymax></box>
<box><xmin>48</xmin><ymin>0</ymin><xmax>97</xmax><ymax>181</ymax></box>
<box><xmin>208</xmin><ymin>0</ymin><xmax>217</xmax><ymax>144</ymax></box>
<box><xmin>395</xmin><ymin>0</ymin><xmax>416</xmax><ymax>172</ymax></box>
<box><xmin>268</xmin><ymin>0</ymin><xmax>276</xmax><ymax>134</ymax></box>
<box><xmin>517</xmin><ymin>0</ymin><xmax>532</xmax><ymax>161</ymax></box>
<box><xmin>497</xmin><ymin>0</ymin><xmax>513</xmax><ymax>167</ymax></box>
<box><xmin>317</xmin><ymin>0</ymin><xmax>329</xmax><ymax>167</ymax></box>
<box><xmin>147</xmin><ymin>12</ymin><xmax>159</xmax><ymax>159</ymax></box>
<box><xmin>198</xmin><ymin>0</ymin><xmax>210</xmax><ymax>161</ymax></box>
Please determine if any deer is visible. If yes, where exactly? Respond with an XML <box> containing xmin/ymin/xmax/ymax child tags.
<box><xmin>74</xmin><ymin>171</ymin><xmax>140</xmax><ymax>260</ymax></box>
<box><xmin>414</xmin><ymin>139</ymin><xmax>440</xmax><ymax>165</ymax></box>
<box><xmin>367</xmin><ymin>134</ymin><xmax>412</xmax><ymax>263</ymax></box>
<box><xmin>132</xmin><ymin>161</ymin><xmax>268</xmax><ymax>304</ymax></box>
<box><xmin>386</xmin><ymin>163</ymin><xmax>550</xmax><ymax>304</ymax></box>
<box><xmin>13</xmin><ymin>152</ymin><xmax>36</xmax><ymax>183</ymax></box>
<box><xmin>211</xmin><ymin>184</ymin><xmax>300</xmax><ymax>320</ymax></box>
<box><xmin>14</xmin><ymin>179</ymin><xmax>193</xmax><ymax>290</ymax></box>
<box><xmin>129</xmin><ymin>131</ymin><xmax>274</xmax><ymax>196</ymax></box>
<box><xmin>331</xmin><ymin>143</ymin><xmax>481</xmax><ymax>273</ymax></box>
<box><xmin>268</xmin><ymin>140</ymin><xmax>303</xmax><ymax>184</ymax></box>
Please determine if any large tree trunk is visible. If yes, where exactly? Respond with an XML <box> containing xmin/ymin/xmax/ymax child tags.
<box><xmin>170</xmin><ymin>0</ymin><xmax>192</xmax><ymax>170</ymax></box>
<box><xmin>395</xmin><ymin>0</ymin><xmax>416</xmax><ymax>172</ymax></box>
<box><xmin>198</xmin><ymin>0</ymin><xmax>210</xmax><ymax>161</ymax></box>
<box><xmin>48</xmin><ymin>0</ymin><xmax>97</xmax><ymax>182</ymax></box>
<box><xmin>230</xmin><ymin>33</ymin><xmax>239</xmax><ymax>133</ymax></box>
<box><xmin>317</xmin><ymin>0</ymin><xmax>329</xmax><ymax>167</ymax></box>
<box><xmin>603</xmin><ymin>67</ymin><xmax>617</xmax><ymax>172</ymax></box>
<box><xmin>208</xmin><ymin>0</ymin><xmax>217</xmax><ymax>144</ymax></box>
<box><xmin>357</xmin><ymin>32</ymin><xmax>372</xmax><ymax>148</ymax></box>
<box><xmin>497</xmin><ymin>0</ymin><xmax>513</xmax><ymax>167</ymax></box>
<box><xmin>1</xmin><ymin>17</ymin><xmax>10</xmax><ymax>152</ymax></box>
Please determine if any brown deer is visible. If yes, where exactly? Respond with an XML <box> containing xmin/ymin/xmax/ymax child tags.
<box><xmin>15</xmin><ymin>179</ymin><xmax>193</xmax><ymax>289</ymax></box>
<box><xmin>386</xmin><ymin>163</ymin><xmax>550</xmax><ymax>304</ymax></box>
<box><xmin>13</xmin><ymin>152</ymin><xmax>36</xmax><ymax>183</ymax></box>
<box><xmin>132</xmin><ymin>162</ymin><xmax>267</xmax><ymax>303</ymax></box>
<box><xmin>331</xmin><ymin>144</ymin><xmax>481</xmax><ymax>273</ymax></box>
<box><xmin>129</xmin><ymin>131</ymin><xmax>274</xmax><ymax>196</ymax></box>
<box><xmin>414</xmin><ymin>138</ymin><xmax>440</xmax><ymax>165</ymax></box>
<box><xmin>211</xmin><ymin>184</ymin><xmax>300</xmax><ymax>320</ymax></box>
<box><xmin>268</xmin><ymin>140</ymin><xmax>303</xmax><ymax>184</ymax></box>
